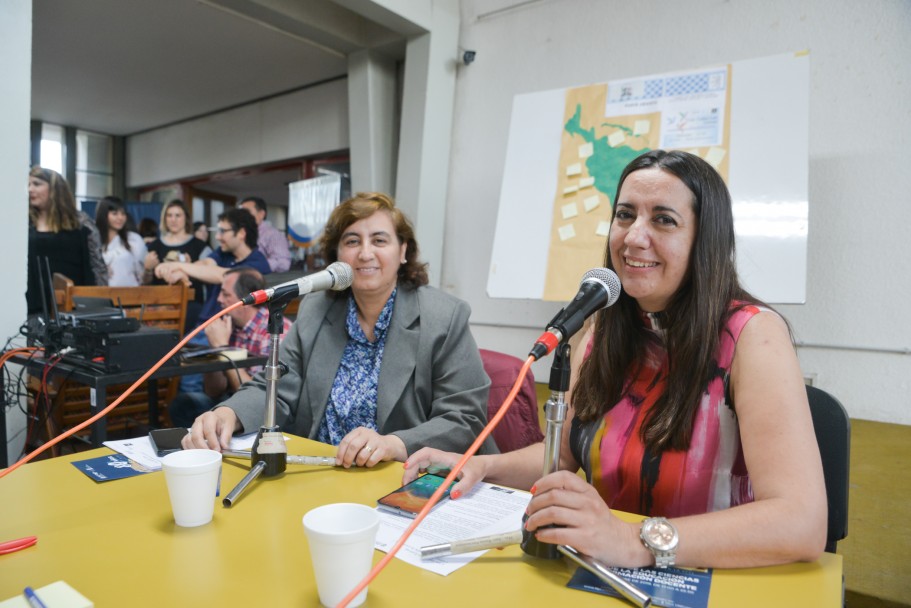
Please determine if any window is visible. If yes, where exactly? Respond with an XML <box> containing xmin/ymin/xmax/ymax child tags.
<box><xmin>75</xmin><ymin>130</ymin><xmax>113</xmax><ymax>200</ymax></box>
<box><xmin>39</xmin><ymin>123</ymin><xmax>64</xmax><ymax>174</ymax></box>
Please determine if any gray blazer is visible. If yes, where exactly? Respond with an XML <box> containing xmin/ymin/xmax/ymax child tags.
<box><xmin>224</xmin><ymin>285</ymin><xmax>497</xmax><ymax>455</ymax></box>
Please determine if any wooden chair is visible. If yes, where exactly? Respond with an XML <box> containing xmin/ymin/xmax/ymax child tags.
<box><xmin>32</xmin><ymin>282</ymin><xmax>191</xmax><ymax>453</ymax></box>
<box><xmin>52</xmin><ymin>272</ymin><xmax>73</xmax><ymax>311</ymax></box>
<box><xmin>63</xmin><ymin>283</ymin><xmax>189</xmax><ymax>332</ymax></box>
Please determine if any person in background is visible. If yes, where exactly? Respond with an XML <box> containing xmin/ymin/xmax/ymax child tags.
<box><xmin>404</xmin><ymin>150</ymin><xmax>827</xmax><ymax>570</ymax></box>
<box><xmin>26</xmin><ymin>166</ymin><xmax>97</xmax><ymax>313</ymax></box>
<box><xmin>138</xmin><ymin>217</ymin><xmax>159</xmax><ymax>244</ymax></box>
<box><xmin>193</xmin><ymin>221</ymin><xmax>209</xmax><ymax>245</ymax></box>
<box><xmin>168</xmin><ymin>267</ymin><xmax>291</xmax><ymax>428</ymax></box>
<box><xmin>155</xmin><ymin>207</ymin><xmax>271</xmax><ymax>326</ymax></box>
<box><xmin>95</xmin><ymin>196</ymin><xmax>148</xmax><ymax>287</ymax></box>
<box><xmin>144</xmin><ymin>199</ymin><xmax>211</xmax><ymax>326</ymax></box>
<box><xmin>183</xmin><ymin>192</ymin><xmax>495</xmax><ymax>467</ymax></box>
<box><xmin>74</xmin><ymin>204</ymin><xmax>109</xmax><ymax>287</ymax></box>
<box><xmin>238</xmin><ymin>196</ymin><xmax>291</xmax><ymax>272</ymax></box>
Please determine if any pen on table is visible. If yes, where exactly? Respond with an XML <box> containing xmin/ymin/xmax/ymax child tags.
<box><xmin>23</xmin><ymin>586</ymin><xmax>48</xmax><ymax>608</ymax></box>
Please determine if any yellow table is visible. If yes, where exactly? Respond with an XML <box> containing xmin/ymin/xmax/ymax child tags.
<box><xmin>0</xmin><ymin>437</ymin><xmax>843</xmax><ymax>607</ymax></box>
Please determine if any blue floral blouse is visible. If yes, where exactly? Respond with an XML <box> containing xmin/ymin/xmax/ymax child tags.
<box><xmin>317</xmin><ymin>289</ymin><xmax>397</xmax><ymax>445</ymax></box>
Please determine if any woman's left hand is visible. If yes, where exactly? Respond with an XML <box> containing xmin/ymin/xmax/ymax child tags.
<box><xmin>336</xmin><ymin>427</ymin><xmax>407</xmax><ymax>468</ymax></box>
<box><xmin>525</xmin><ymin>470</ymin><xmax>647</xmax><ymax>568</ymax></box>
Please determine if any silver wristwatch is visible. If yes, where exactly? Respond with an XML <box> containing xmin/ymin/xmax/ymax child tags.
<box><xmin>640</xmin><ymin>517</ymin><xmax>678</xmax><ymax>568</ymax></box>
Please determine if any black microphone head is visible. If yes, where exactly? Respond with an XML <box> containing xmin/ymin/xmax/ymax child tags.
<box><xmin>326</xmin><ymin>261</ymin><xmax>353</xmax><ymax>291</ymax></box>
<box><xmin>580</xmin><ymin>268</ymin><xmax>621</xmax><ymax>309</ymax></box>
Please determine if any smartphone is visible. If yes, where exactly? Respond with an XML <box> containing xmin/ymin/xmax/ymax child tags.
<box><xmin>149</xmin><ymin>428</ymin><xmax>189</xmax><ymax>457</ymax></box>
<box><xmin>376</xmin><ymin>473</ymin><xmax>455</xmax><ymax>518</ymax></box>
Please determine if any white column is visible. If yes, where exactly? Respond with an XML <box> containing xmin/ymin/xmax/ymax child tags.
<box><xmin>347</xmin><ymin>50</ymin><xmax>398</xmax><ymax>195</ymax></box>
<box><xmin>394</xmin><ymin>0</ymin><xmax>460</xmax><ymax>286</ymax></box>
<box><xmin>1</xmin><ymin>0</ymin><xmax>33</xmax><ymax>464</ymax></box>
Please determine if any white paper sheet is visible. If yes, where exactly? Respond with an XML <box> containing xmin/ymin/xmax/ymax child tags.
<box><xmin>374</xmin><ymin>482</ymin><xmax>531</xmax><ymax>576</ymax></box>
<box><xmin>103</xmin><ymin>432</ymin><xmax>260</xmax><ymax>471</ymax></box>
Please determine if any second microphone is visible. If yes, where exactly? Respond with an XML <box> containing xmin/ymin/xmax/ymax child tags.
<box><xmin>241</xmin><ymin>261</ymin><xmax>354</xmax><ymax>306</ymax></box>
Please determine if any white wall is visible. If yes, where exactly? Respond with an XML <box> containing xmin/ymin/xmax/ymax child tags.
<box><xmin>127</xmin><ymin>78</ymin><xmax>350</xmax><ymax>187</ymax></box>
<box><xmin>444</xmin><ymin>0</ymin><xmax>911</xmax><ymax>424</ymax></box>
<box><xmin>1</xmin><ymin>0</ymin><xmax>33</xmax><ymax>463</ymax></box>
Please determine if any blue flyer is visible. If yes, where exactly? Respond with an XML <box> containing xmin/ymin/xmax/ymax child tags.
<box><xmin>568</xmin><ymin>565</ymin><xmax>713</xmax><ymax>608</ymax></box>
<box><xmin>71</xmin><ymin>453</ymin><xmax>154</xmax><ymax>482</ymax></box>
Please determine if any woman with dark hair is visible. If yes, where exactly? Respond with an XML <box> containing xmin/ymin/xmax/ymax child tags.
<box><xmin>95</xmin><ymin>196</ymin><xmax>147</xmax><ymax>286</ymax></box>
<box><xmin>26</xmin><ymin>166</ymin><xmax>98</xmax><ymax>313</ymax></box>
<box><xmin>143</xmin><ymin>199</ymin><xmax>210</xmax><ymax>321</ymax></box>
<box><xmin>183</xmin><ymin>192</ymin><xmax>495</xmax><ymax>467</ymax></box>
<box><xmin>192</xmin><ymin>221</ymin><xmax>209</xmax><ymax>244</ymax></box>
<box><xmin>404</xmin><ymin>151</ymin><xmax>827</xmax><ymax>569</ymax></box>
<box><xmin>138</xmin><ymin>218</ymin><xmax>159</xmax><ymax>244</ymax></box>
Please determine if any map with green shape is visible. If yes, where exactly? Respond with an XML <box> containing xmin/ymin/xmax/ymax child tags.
<box><xmin>563</xmin><ymin>103</ymin><xmax>649</xmax><ymax>202</ymax></box>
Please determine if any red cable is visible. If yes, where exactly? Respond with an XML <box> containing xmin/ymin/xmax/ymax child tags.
<box><xmin>0</xmin><ymin>303</ymin><xmax>243</xmax><ymax>478</ymax></box>
<box><xmin>336</xmin><ymin>354</ymin><xmax>536</xmax><ymax>608</ymax></box>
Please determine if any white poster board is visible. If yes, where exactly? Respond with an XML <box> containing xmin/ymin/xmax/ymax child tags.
<box><xmin>488</xmin><ymin>51</ymin><xmax>809</xmax><ymax>304</ymax></box>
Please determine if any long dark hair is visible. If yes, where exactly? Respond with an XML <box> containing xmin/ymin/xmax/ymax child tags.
<box><xmin>572</xmin><ymin>150</ymin><xmax>764</xmax><ymax>452</ymax></box>
<box><xmin>319</xmin><ymin>192</ymin><xmax>429</xmax><ymax>290</ymax></box>
<box><xmin>95</xmin><ymin>196</ymin><xmax>132</xmax><ymax>251</ymax></box>
<box><xmin>28</xmin><ymin>166</ymin><xmax>80</xmax><ymax>232</ymax></box>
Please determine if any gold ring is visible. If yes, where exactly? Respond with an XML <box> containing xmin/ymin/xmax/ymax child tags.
<box><xmin>363</xmin><ymin>445</ymin><xmax>373</xmax><ymax>453</ymax></box>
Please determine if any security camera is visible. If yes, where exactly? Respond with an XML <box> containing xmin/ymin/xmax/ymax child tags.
<box><xmin>462</xmin><ymin>50</ymin><xmax>476</xmax><ymax>65</ymax></box>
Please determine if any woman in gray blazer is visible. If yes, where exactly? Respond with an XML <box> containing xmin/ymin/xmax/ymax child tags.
<box><xmin>183</xmin><ymin>192</ymin><xmax>495</xmax><ymax>467</ymax></box>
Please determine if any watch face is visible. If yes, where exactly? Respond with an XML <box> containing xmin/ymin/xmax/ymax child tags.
<box><xmin>645</xmin><ymin>519</ymin><xmax>678</xmax><ymax>551</ymax></box>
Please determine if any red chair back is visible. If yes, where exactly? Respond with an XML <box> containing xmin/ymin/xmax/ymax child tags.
<box><xmin>480</xmin><ymin>349</ymin><xmax>544</xmax><ymax>452</ymax></box>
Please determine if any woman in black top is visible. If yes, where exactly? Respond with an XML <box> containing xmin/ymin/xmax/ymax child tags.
<box><xmin>143</xmin><ymin>199</ymin><xmax>211</xmax><ymax>326</ymax></box>
<box><xmin>26</xmin><ymin>166</ymin><xmax>96</xmax><ymax>314</ymax></box>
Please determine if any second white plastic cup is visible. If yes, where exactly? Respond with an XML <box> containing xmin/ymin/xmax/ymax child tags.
<box><xmin>303</xmin><ymin>503</ymin><xmax>380</xmax><ymax>608</ymax></box>
<box><xmin>161</xmin><ymin>449</ymin><xmax>222</xmax><ymax>527</ymax></box>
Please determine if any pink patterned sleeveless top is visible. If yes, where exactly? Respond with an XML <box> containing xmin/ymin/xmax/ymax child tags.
<box><xmin>570</xmin><ymin>304</ymin><xmax>761</xmax><ymax>517</ymax></box>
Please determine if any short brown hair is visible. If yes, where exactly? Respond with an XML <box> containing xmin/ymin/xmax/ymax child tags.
<box><xmin>319</xmin><ymin>192</ymin><xmax>428</xmax><ymax>289</ymax></box>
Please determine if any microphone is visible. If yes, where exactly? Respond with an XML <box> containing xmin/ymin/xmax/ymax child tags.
<box><xmin>241</xmin><ymin>262</ymin><xmax>354</xmax><ymax>305</ymax></box>
<box><xmin>421</xmin><ymin>530</ymin><xmax>523</xmax><ymax>559</ymax></box>
<box><xmin>529</xmin><ymin>268</ymin><xmax>621</xmax><ymax>360</ymax></box>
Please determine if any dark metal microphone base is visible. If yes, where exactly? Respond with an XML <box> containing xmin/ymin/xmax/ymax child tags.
<box><xmin>251</xmin><ymin>426</ymin><xmax>288</xmax><ymax>477</ymax></box>
<box><xmin>520</xmin><ymin>515</ymin><xmax>560</xmax><ymax>560</ymax></box>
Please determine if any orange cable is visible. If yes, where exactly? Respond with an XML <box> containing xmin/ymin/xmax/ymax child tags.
<box><xmin>0</xmin><ymin>302</ymin><xmax>243</xmax><ymax>478</ymax></box>
<box><xmin>336</xmin><ymin>354</ymin><xmax>536</xmax><ymax>608</ymax></box>
<box><xmin>0</xmin><ymin>347</ymin><xmax>40</xmax><ymax>368</ymax></box>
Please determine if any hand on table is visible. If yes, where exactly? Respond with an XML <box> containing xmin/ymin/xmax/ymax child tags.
<box><xmin>402</xmin><ymin>447</ymin><xmax>489</xmax><ymax>500</ymax></box>
<box><xmin>335</xmin><ymin>427</ymin><xmax>407</xmax><ymax>468</ymax></box>
<box><xmin>183</xmin><ymin>407</ymin><xmax>240</xmax><ymax>452</ymax></box>
<box><xmin>524</xmin><ymin>470</ymin><xmax>645</xmax><ymax>567</ymax></box>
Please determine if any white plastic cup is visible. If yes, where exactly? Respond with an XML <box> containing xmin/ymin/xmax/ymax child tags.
<box><xmin>302</xmin><ymin>503</ymin><xmax>380</xmax><ymax>608</ymax></box>
<box><xmin>161</xmin><ymin>449</ymin><xmax>222</xmax><ymax>527</ymax></box>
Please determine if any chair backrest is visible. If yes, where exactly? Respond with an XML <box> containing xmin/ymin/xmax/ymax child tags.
<box><xmin>806</xmin><ymin>384</ymin><xmax>851</xmax><ymax>553</ymax></box>
<box><xmin>52</xmin><ymin>272</ymin><xmax>74</xmax><ymax>312</ymax></box>
<box><xmin>480</xmin><ymin>349</ymin><xmax>544</xmax><ymax>452</ymax></box>
<box><xmin>62</xmin><ymin>283</ymin><xmax>190</xmax><ymax>333</ymax></box>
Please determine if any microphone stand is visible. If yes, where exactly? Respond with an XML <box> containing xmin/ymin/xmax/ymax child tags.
<box><xmin>521</xmin><ymin>342</ymin><xmax>571</xmax><ymax>559</ymax></box>
<box><xmin>221</xmin><ymin>294</ymin><xmax>293</xmax><ymax>507</ymax></box>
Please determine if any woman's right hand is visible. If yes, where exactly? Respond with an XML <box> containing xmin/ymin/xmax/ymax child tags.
<box><xmin>144</xmin><ymin>250</ymin><xmax>159</xmax><ymax>271</ymax></box>
<box><xmin>183</xmin><ymin>407</ymin><xmax>240</xmax><ymax>452</ymax></box>
<box><xmin>403</xmin><ymin>448</ymin><xmax>490</xmax><ymax>500</ymax></box>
